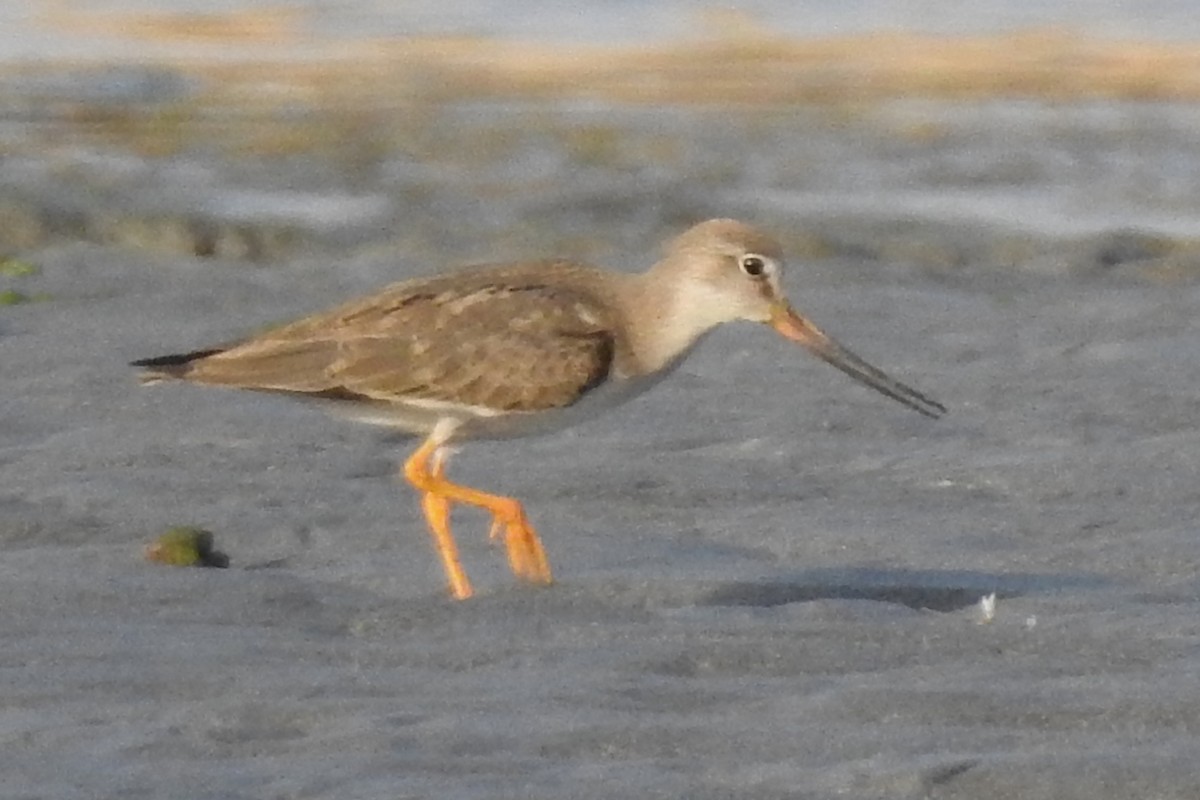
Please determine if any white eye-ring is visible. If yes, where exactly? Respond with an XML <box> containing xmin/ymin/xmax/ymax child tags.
<box><xmin>739</xmin><ymin>253</ymin><xmax>771</xmax><ymax>277</ymax></box>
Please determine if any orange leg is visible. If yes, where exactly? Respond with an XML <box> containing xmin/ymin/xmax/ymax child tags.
<box><xmin>418</xmin><ymin>448</ymin><xmax>472</xmax><ymax>599</ymax></box>
<box><xmin>406</xmin><ymin>443</ymin><xmax>473</xmax><ymax>600</ymax></box>
<box><xmin>402</xmin><ymin>433</ymin><xmax>553</xmax><ymax>599</ymax></box>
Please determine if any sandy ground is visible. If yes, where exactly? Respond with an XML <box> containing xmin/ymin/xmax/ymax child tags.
<box><xmin>5</xmin><ymin>108</ymin><xmax>1200</xmax><ymax>798</ymax></box>
<box><xmin>4</xmin><ymin>12</ymin><xmax>1200</xmax><ymax>798</ymax></box>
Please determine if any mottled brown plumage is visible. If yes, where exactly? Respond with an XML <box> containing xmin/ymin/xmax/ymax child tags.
<box><xmin>133</xmin><ymin>218</ymin><xmax>945</xmax><ymax>599</ymax></box>
<box><xmin>137</xmin><ymin>262</ymin><xmax>625</xmax><ymax>418</ymax></box>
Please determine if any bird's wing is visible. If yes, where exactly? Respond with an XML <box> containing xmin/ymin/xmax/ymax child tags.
<box><xmin>179</xmin><ymin>273</ymin><xmax>618</xmax><ymax>413</ymax></box>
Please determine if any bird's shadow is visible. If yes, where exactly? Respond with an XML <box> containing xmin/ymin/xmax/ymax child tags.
<box><xmin>698</xmin><ymin>567</ymin><xmax>1112</xmax><ymax>612</ymax></box>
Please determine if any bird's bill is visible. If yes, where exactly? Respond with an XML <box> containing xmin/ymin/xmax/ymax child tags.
<box><xmin>769</xmin><ymin>303</ymin><xmax>947</xmax><ymax>419</ymax></box>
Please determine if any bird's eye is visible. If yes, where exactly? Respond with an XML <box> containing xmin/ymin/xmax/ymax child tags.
<box><xmin>740</xmin><ymin>254</ymin><xmax>768</xmax><ymax>277</ymax></box>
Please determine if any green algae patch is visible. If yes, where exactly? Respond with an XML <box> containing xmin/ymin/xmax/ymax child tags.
<box><xmin>143</xmin><ymin>526</ymin><xmax>230</xmax><ymax>568</ymax></box>
<box><xmin>0</xmin><ymin>257</ymin><xmax>37</xmax><ymax>277</ymax></box>
<box><xmin>0</xmin><ymin>289</ymin><xmax>52</xmax><ymax>305</ymax></box>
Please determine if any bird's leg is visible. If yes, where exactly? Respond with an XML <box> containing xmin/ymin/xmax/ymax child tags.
<box><xmin>403</xmin><ymin>436</ymin><xmax>473</xmax><ymax>600</ymax></box>
<box><xmin>402</xmin><ymin>434</ymin><xmax>553</xmax><ymax>596</ymax></box>
<box><xmin>421</xmin><ymin>447</ymin><xmax>467</xmax><ymax>587</ymax></box>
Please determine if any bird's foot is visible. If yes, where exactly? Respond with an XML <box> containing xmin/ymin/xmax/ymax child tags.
<box><xmin>488</xmin><ymin>508</ymin><xmax>552</xmax><ymax>586</ymax></box>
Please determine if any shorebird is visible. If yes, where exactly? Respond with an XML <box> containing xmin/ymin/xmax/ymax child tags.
<box><xmin>133</xmin><ymin>219</ymin><xmax>945</xmax><ymax>599</ymax></box>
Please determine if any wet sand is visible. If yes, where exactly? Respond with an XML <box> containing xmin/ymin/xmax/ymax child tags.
<box><xmin>4</xmin><ymin>7</ymin><xmax>1200</xmax><ymax>799</ymax></box>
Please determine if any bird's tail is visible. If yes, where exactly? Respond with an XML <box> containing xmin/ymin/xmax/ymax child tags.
<box><xmin>130</xmin><ymin>348</ymin><xmax>225</xmax><ymax>384</ymax></box>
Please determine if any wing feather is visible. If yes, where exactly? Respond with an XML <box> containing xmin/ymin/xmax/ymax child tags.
<box><xmin>169</xmin><ymin>270</ymin><xmax>618</xmax><ymax>413</ymax></box>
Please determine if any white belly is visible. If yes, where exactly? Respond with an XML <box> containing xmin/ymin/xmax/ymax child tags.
<box><xmin>320</xmin><ymin>353</ymin><xmax>689</xmax><ymax>442</ymax></box>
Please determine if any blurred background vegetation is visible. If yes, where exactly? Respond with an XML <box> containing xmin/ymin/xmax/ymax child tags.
<box><xmin>2</xmin><ymin>2</ymin><xmax>1200</xmax><ymax>281</ymax></box>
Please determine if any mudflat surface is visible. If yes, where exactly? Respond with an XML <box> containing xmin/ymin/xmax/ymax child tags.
<box><xmin>4</xmin><ymin>28</ymin><xmax>1200</xmax><ymax>800</ymax></box>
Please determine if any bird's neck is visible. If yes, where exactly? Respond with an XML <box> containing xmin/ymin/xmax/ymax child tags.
<box><xmin>620</xmin><ymin>261</ymin><xmax>723</xmax><ymax>376</ymax></box>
